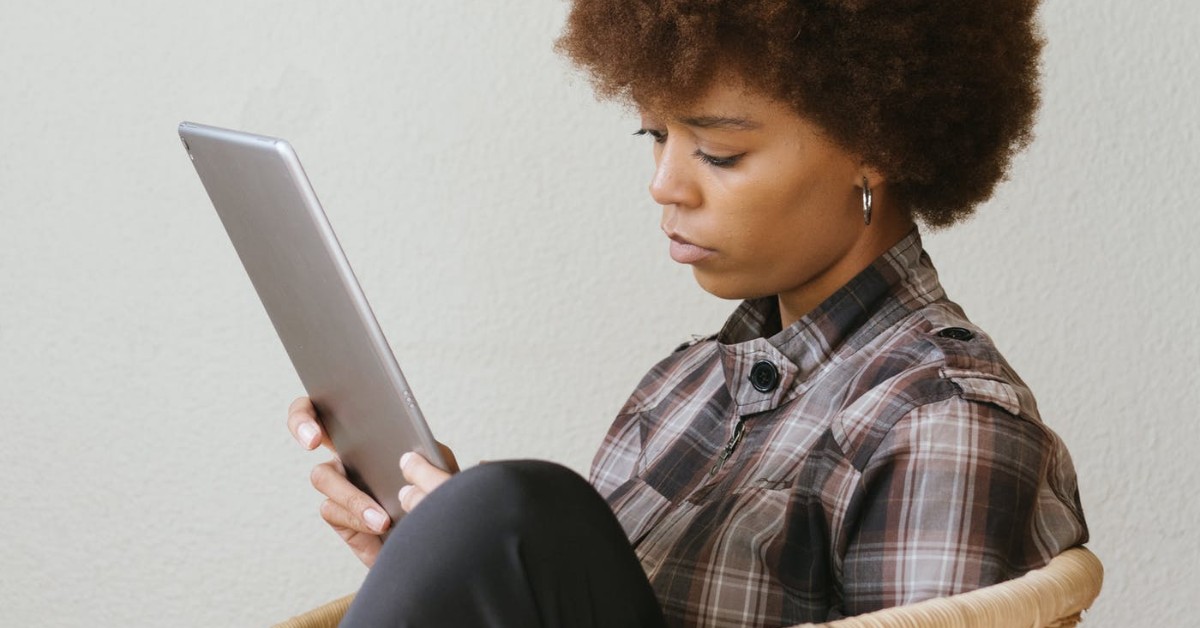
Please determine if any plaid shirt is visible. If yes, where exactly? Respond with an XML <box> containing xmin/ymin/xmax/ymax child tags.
<box><xmin>590</xmin><ymin>231</ymin><xmax>1088</xmax><ymax>627</ymax></box>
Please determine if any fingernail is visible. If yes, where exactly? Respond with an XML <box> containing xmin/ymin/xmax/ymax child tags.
<box><xmin>398</xmin><ymin>485</ymin><xmax>412</xmax><ymax>502</ymax></box>
<box><xmin>363</xmin><ymin>508</ymin><xmax>387</xmax><ymax>532</ymax></box>
<box><xmin>399</xmin><ymin>452</ymin><xmax>413</xmax><ymax>470</ymax></box>
<box><xmin>296</xmin><ymin>423</ymin><xmax>319</xmax><ymax>447</ymax></box>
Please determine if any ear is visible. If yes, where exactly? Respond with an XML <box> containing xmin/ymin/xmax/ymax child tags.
<box><xmin>856</xmin><ymin>163</ymin><xmax>887</xmax><ymax>189</ymax></box>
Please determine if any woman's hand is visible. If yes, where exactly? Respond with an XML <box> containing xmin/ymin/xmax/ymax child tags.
<box><xmin>286</xmin><ymin>397</ymin><xmax>459</xmax><ymax>567</ymax></box>
<box><xmin>287</xmin><ymin>397</ymin><xmax>387</xmax><ymax>566</ymax></box>
<box><xmin>398</xmin><ymin>451</ymin><xmax>453</xmax><ymax>512</ymax></box>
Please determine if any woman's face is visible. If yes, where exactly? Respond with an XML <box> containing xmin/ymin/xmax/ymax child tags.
<box><xmin>639</xmin><ymin>78</ymin><xmax>904</xmax><ymax>324</ymax></box>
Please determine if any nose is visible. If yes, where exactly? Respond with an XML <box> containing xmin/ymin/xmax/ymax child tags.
<box><xmin>648</xmin><ymin>140</ymin><xmax>701</xmax><ymax>209</ymax></box>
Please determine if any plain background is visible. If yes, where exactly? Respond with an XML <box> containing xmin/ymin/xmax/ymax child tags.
<box><xmin>2</xmin><ymin>2</ymin><xmax>1197</xmax><ymax>626</ymax></box>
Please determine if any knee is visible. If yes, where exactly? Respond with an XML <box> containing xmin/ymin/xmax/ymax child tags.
<box><xmin>452</xmin><ymin>460</ymin><xmax>590</xmax><ymax>508</ymax></box>
<box><xmin>425</xmin><ymin>460</ymin><xmax>604</xmax><ymax>534</ymax></box>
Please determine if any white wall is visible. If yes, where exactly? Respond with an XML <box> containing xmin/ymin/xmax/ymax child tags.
<box><xmin>1</xmin><ymin>2</ymin><xmax>1194</xmax><ymax>626</ymax></box>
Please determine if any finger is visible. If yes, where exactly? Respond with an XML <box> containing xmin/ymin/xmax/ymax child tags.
<box><xmin>400</xmin><ymin>452</ymin><xmax>452</xmax><ymax>494</ymax></box>
<box><xmin>310</xmin><ymin>461</ymin><xmax>390</xmax><ymax>533</ymax></box>
<box><xmin>398</xmin><ymin>484</ymin><xmax>427</xmax><ymax>512</ymax></box>
<box><xmin>288</xmin><ymin>396</ymin><xmax>314</xmax><ymax>416</ymax></box>
<box><xmin>319</xmin><ymin>498</ymin><xmax>367</xmax><ymax>533</ymax></box>
<box><xmin>339</xmin><ymin>528</ymin><xmax>383</xmax><ymax>568</ymax></box>
<box><xmin>287</xmin><ymin>397</ymin><xmax>323</xmax><ymax>450</ymax></box>
<box><xmin>320</xmin><ymin>500</ymin><xmax>383</xmax><ymax>567</ymax></box>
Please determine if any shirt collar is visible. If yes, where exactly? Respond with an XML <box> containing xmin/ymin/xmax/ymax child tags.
<box><xmin>715</xmin><ymin>229</ymin><xmax>945</xmax><ymax>415</ymax></box>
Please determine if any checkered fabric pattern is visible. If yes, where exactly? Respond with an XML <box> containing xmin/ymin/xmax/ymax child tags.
<box><xmin>590</xmin><ymin>231</ymin><xmax>1088</xmax><ymax>627</ymax></box>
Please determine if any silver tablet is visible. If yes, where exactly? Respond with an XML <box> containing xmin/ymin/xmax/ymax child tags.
<box><xmin>179</xmin><ymin>121</ymin><xmax>446</xmax><ymax>524</ymax></box>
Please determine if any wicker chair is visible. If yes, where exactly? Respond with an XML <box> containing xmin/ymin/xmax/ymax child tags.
<box><xmin>273</xmin><ymin>546</ymin><xmax>1102</xmax><ymax>628</ymax></box>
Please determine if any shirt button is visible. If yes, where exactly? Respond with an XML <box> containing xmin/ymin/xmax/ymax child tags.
<box><xmin>936</xmin><ymin>327</ymin><xmax>974</xmax><ymax>341</ymax></box>
<box><xmin>749</xmin><ymin>360</ymin><xmax>780</xmax><ymax>393</ymax></box>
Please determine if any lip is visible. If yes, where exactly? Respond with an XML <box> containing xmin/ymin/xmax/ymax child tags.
<box><xmin>663</xmin><ymin>229</ymin><xmax>716</xmax><ymax>264</ymax></box>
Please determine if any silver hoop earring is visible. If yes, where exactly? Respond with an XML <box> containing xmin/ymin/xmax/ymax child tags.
<box><xmin>862</xmin><ymin>177</ymin><xmax>873</xmax><ymax>226</ymax></box>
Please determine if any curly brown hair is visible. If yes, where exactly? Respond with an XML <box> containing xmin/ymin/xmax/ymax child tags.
<box><xmin>556</xmin><ymin>0</ymin><xmax>1044</xmax><ymax>227</ymax></box>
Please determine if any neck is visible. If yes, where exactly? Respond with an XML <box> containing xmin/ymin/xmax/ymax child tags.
<box><xmin>777</xmin><ymin>209</ymin><xmax>916</xmax><ymax>328</ymax></box>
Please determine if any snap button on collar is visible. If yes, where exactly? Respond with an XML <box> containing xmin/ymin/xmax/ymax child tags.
<box><xmin>749</xmin><ymin>360</ymin><xmax>780</xmax><ymax>393</ymax></box>
<box><xmin>936</xmin><ymin>327</ymin><xmax>974</xmax><ymax>341</ymax></box>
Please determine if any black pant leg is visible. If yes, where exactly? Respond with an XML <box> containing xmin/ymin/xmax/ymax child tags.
<box><xmin>339</xmin><ymin>460</ymin><xmax>666</xmax><ymax>628</ymax></box>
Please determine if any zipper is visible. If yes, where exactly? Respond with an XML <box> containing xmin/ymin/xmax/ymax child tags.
<box><xmin>709</xmin><ymin>417</ymin><xmax>747</xmax><ymax>476</ymax></box>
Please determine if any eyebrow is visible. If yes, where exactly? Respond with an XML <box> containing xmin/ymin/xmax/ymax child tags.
<box><xmin>678</xmin><ymin>115</ymin><xmax>762</xmax><ymax>131</ymax></box>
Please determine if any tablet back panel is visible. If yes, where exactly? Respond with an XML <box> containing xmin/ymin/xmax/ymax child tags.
<box><xmin>179</xmin><ymin>121</ymin><xmax>444</xmax><ymax>523</ymax></box>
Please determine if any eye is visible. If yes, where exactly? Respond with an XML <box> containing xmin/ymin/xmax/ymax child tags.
<box><xmin>693</xmin><ymin>149</ymin><xmax>744</xmax><ymax>168</ymax></box>
<box><xmin>633</xmin><ymin>128</ymin><xmax>667</xmax><ymax>144</ymax></box>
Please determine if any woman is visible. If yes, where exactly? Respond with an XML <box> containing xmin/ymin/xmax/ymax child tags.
<box><xmin>287</xmin><ymin>1</ymin><xmax>1088</xmax><ymax>626</ymax></box>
